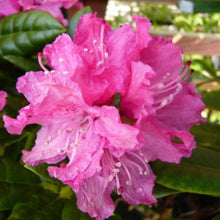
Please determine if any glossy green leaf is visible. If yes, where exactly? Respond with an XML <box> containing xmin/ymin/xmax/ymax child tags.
<box><xmin>151</xmin><ymin>156</ymin><xmax>220</xmax><ymax>197</ymax></box>
<box><xmin>153</xmin><ymin>184</ymin><xmax>178</xmax><ymax>198</ymax></box>
<box><xmin>25</xmin><ymin>163</ymin><xmax>62</xmax><ymax>184</ymax></box>
<box><xmin>182</xmin><ymin>146</ymin><xmax>220</xmax><ymax>169</ymax></box>
<box><xmin>191</xmin><ymin>122</ymin><xmax>220</xmax><ymax>151</ymax></box>
<box><xmin>202</xmin><ymin>90</ymin><xmax>220</xmax><ymax>111</ymax></box>
<box><xmin>67</xmin><ymin>6</ymin><xmax>92</xmax><ymax>39</ymax></box>
<box><xmin>3</xmin><ymin>55</ymin><xmax>40</xmax><ymax>71</ymax></box>
<box><xmin>0</xmin><ymin>10</ymin><xmax>65</xmax><ymax>58</ymax></box>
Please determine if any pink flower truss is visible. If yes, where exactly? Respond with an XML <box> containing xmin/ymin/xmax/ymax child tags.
<box><xmin>3</xmin><ymin>13</ymin><xmax>206</xmax><ymax>220</ymax></box>
<box><xmin>0</xmin><ymin>90</ymin><xmax>7</xmax><ymax>111</ymax></box>
<box><xmin>0</xmin><ymin>0</ymin><xmax>82</xmax><ymax>25</ymax></box>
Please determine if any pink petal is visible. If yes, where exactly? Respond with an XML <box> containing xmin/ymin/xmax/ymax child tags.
<box><xmin>121</xmin><ymin>61</ymin><xmax>155</xmax><ymax>119</ymax></box>
<box><xmin>19</xmin><ymin>0</ymin><xmax>78</xmax><ymax>25</ymax></box>
<box><xmin>132</xmin><ymin>15</ymin><xmax>152</xmax><ymax>50</ymax></box>
<box><xmin>94</xmin><ymin>106</ymin><xmax>140</xmax><ymax>157</ymax></box>
<box><xmin>76</xmin><ymin>175</ymin><xmax>115</xmax><ymax>220</ymax></box>
<box><xmin>43</xmin><ymin>34</ymin><xmax>81</xmax><ymax>75</ymax></box>
<box><xmin>119</xmin><ymin>152</ymin><xmax>157</xmax><ymax>205</ymax></box>
<box><xmin>138</xmin><ymin>118</ymin><xmax>196</xmax><ymax>163</ymax></box>
<box><xmin>140</xmin><ymin>36</ymin><xmax>183</xmax><ymax>86</ymax></box>
<box><xmin>0</xmin><ymin>0</ymin><xmax>20</xmax><ymax>17</ymax></box>
<box><xmin>48</xmin><ymin>130</ymin><xmax>104</xmax><ymax>191</ymax></box>
<box><xmin>0</xmin><ymin>91</ymin><xmax>7</xmax><ymax>111</ymax></box>
<box><xmin>157</xmin><ymin>82</ymin><xmax>206</xmax><ymax>130</ymax></box>
<box><xmin>73</xmin><ymin>13</ymin><xmax>112</xmax><ymax>49</ymax></box>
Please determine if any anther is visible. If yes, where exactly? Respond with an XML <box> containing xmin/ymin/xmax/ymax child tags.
<box><xmin>126</xmin><ymin>180</ymin><xmax>132</xmax><ymax>185</ymax></box>
<box><xmin>59</xmin><ymin>58</ymin><xmax>65</xmax><ymax>63</ymax></box>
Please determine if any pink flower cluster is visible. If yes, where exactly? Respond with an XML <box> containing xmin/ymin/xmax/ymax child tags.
<box><xmin>4</xmin><ymin>14</ymin><xmax>205</xmax><ymax>219</ymax></box>
<box><xmin>0</xmin><ymin>0</ymin><xmax>82</xmax><ymax>25</ymax></box>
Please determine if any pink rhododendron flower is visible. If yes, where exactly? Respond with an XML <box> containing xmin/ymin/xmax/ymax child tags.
<box><xmin>42</xmin><ymin>13</ymin><xmax>143</xmax><ymax>105</ymax></box>
<box><xmin>3</xmin><ymin>13</ymin><xmax>206</xmax><ymax>220</ymax></box>
<box><xmin>0</xmin><ymin>0</ymin><xmax>82</xmax><ymax>25</ymax></box>
<box><xmin>0</xmin><ymin>90</ymin><xmax>7</xmax><ymax>111</ymax></box>
<box><xmin>3</xmin><ymin>70</ymin><xmax>140</xmax><ymax>192</ymax></box>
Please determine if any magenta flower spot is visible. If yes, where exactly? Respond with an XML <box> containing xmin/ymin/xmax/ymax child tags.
<box><xmin>3</xmin><ymin>13</ymin><xmax>206</xmax><ymax>220</ymax></box>
<box><xmin>0</xmin><ymin>0</ymin><xmax>81</xmax><ymax>25</ymax></box>
<box><xmin>0</xmin><ymin>90</ymin><xmax>7</xmax><ymax>111</ymax></box>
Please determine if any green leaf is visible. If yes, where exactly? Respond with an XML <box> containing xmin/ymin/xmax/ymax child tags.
<box><xmin>151</xmin><ymin>157</ymin><xmax>220</xmax><ymax>197</ymax></box>
<box><xmin>8</xmin><ymin>191</ymin><xmax>65</xmax><ymax>220</ymax></box>
<box><xmin>0</xmin><ymin>158</ymin><xmax>40</xmax><ymax>210</ymax></box>
<box><xmin>212</xmin><ymin>213</ymin><xmax>220</xmax><ymax>220</ymax></box>
<box><xmin>62</xmin><ymin>197</ymin><xmax>92</xmax><ymax>220</ymax></box>
<box><xmin>3</xmin><ymin>55</ymin><xmax>40</xmax><ymax>71</ymax></box>
<box><xmin>182</xmin><ymin>146</ymin><xmax>220</xmax><ymax>169</ymax></box>
<box><xmin>191</xmin><ymin>59</ymin><xmax>217</xmax><ymax>78</ymax></box>
<box><xmin>25</xmin><ymin>163</ymin><xmax>62</xmax><ymax>185</ymax></box>
<box><xmin>0</xmin><ymin>10</ymin><xmax>65</xmax><ymax>58</ymax></box>
<box><xmin>191</xmin><ymin>122</ymin><xmax>220</xmax><ymax>151</ymax></box>
<box><xmin>153</xmin><ymin>184</ymin><xmax>178</xmax><ymax>198</ymax></box>
<box><xmin>202</xmin><ymin>90</ymin><xmax>220</xmax><ymax>111</ymax></box>
<box><xmin>67</xmin><ymin>6</ymin><xmax>92</xmax><ymax>39</ymax></box>
<box><xmin>0</xmin><ymin>183</ymin><xmax>40</xmax><ymax>211</ymax></box>
<box><xmin>0</xmin><ymin>158</ymin><xmax>39</xmax><ymax>184</ymax></box>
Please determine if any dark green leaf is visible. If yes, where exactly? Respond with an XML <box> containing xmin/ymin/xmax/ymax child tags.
<box><xmin>0</xmin><ymin>183</ymin><xmax>40</xmax><ymax>211</ymax></box>
<box><xmin>0</xmin><ymin>158</ymin><xmax>39</xmax><ymax>184</ymax></box>
<box><xmin>153</xmin><ymin>184</ymin><xmax>178</xmax><ymax>198</ymax></box>
<box><xmin>182</xmin><ymin>146</ymin><xmax>220</xmax><ymax>169</ymax></box>
<box><xmin>67</xmin><ymin>7</ymin><xmax>92</xmax><ymax>39</ymax></box>
<box><xmin>0</xmin><ymin>158</ymin><xmax>40</xmax><ymax>210</ymax></box>
<box><xmin>62</xmin><ymin>197</ymin><xmax>92</xmax><ymax>220</ymax></box>
<box><xmin>212</xmin><ymin>213</ymin><xmax>220</xmax><ymax>220</ymax></box>
<box><xmin>191</xmin><ymin>122</ymin><xmax>220</xmax><ymax>151</ymax></box>
<box><xmin>202</xmin><ymin>90</ymin><xmax>220</xmax><ymax>111</ymax></box>
<box><xmin>8</xmin><ymin>191</ymin><xmax>65</xmax><ymax>220</ymax></box>
<box><xmin>0</xmin><ymin>10</ymin><xmax>65</xmax><ymax>58</ymax></box>
<box><xmin>3</xmin><ymin>55</ymin><xmax>40</xmax><ymax>71</ymax></box>
<box><xmin>25</xmin><ymin>163</ymin><xmax>62</xmax><ymax>184</ymax></box>
<box><xmin>151</xmin><ymin>159</ymin><xmax>220</xmax><ymax>197</ymax></box>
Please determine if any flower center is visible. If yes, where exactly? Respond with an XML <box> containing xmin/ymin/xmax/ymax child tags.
<box><xmin>150</xmin><ymin>61</ymin><xmax>193</xmax><ymax>110</ymax></box>
<box><xmin>82</xmin><ymin>22</ymin><xmax>109</xmax><ymax>68</ymax></box>
<box><xmin>102</xmin><ymin>149</ymin><xmax>149</xmax><ymax>194</ymax></box>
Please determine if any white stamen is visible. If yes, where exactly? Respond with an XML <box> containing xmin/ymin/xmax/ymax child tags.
<box><xmin>93</xmin><ymin>39</ymin><xmax>97</xmax><ymax>45</ymax></box>
<box><xmin>59</xmin><ymin>58</ymin><xmax>65</xmax><ymax>63</ymax></box>
<box><xmin>63</xmin><ymin>71</ymin><xmax>69</xmax><ymax>74</ymax></box>
<box><xmin>83</xmin><ymin>48</ymin><xmax>88</xmax><ymax>52</ymax></box>
<box><xmin>97</xmin><ymin>60</ymin><xmax>104</xmax><ymax>67</ymax></box>
<box><xmin>144</xmin><ymin>170</ymin><xmax>149</xmax><ymax>175</ymax></box>
<box><xmin>116</xmin><ymin>162</ymin><xmax>122</xmax><ymax>167</ymax></box>
<box><xmin>126</xmin><ymin>180</ymin><xmax>132</xmax><ymax>185</ymax></box>
<box><xmin>70</xmin><ymin>143</ymin><xmax>76</xmax><ymax>148</ymax></box>
<box><xmin>105</xmin><ymin>52</ymin><xmax>109</xmax><ymax>58</ymax></box>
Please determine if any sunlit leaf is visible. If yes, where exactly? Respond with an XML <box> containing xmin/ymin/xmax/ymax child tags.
<box><xmin>0</xmin><ymin>10</ymin><xmax>65</xmax><ymax>59</ymax></box>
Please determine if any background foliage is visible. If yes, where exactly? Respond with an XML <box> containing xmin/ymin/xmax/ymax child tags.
<box><xmin>0</xmin><ymin>2</ymin><xmax>219</xmax><ymax>220</ymax></box>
